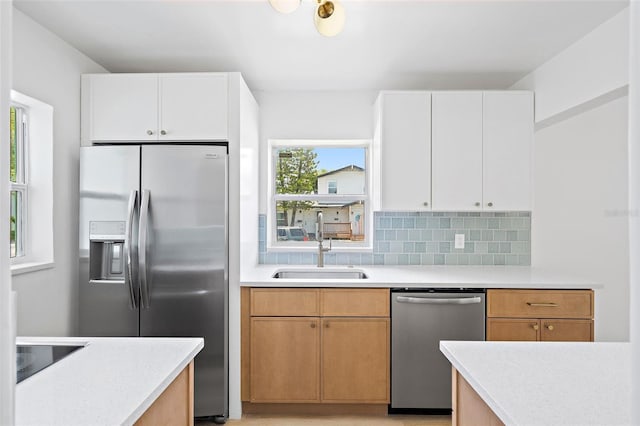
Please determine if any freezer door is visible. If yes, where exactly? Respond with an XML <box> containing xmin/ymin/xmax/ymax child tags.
<box><xmin>139</xmin><ymin>145</ymin><xmax>228</xmax><ymax>418</ymax></box>
<box><xmin>79</xmin><ymin>146</ymin><xmax>140</xmax><ymax>337</ymax></box>
<box><xmin>391</xmin><ymin>292</ymin><xmax>486</xmax><ymax>410</ymax></box>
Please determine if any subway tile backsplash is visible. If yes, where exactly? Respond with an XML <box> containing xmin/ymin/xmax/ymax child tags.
<box><xmin>258</xmin><ymin>211</ymin><xmax>531</xmax><ymax>266</ymax></box>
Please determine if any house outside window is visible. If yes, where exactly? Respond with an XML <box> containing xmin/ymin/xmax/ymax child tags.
<box><xmin>268</xmin><ymin>140</ymin><xmax>371</xmax><ymax>250</ymax></box>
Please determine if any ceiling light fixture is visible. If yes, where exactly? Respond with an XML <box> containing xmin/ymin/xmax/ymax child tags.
<box><xmin>314</xmin><ymin>0</ymin><xmax>345</xmax><ymax>37</ymax></box>
<box><xmin>268</xmin><ymin>0</ymin><xmax>301</xmax><ymax>14</ymax></box>
<box><xmin>269</xmin><ymin>0</ymin><xmax>345</xmax><ymax>37</ymax></box>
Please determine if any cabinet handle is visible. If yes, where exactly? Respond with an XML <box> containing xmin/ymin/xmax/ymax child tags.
<box><xmin>423</xmin><ymin>202</ymin><xmax>429</xmax><ymax>207</ymax></box>
<box><xmin>487</xmin><ymin>202</ymin><xmax>494</xmax><ymax>207</ymax></box>
<box><xmin>532</xmin><ymin>324</ymin><xmax>539</xmax><ymax>331</ymax></box>
<box><xmin>475</xmin><ymin>202</ymin><xmax>481</xmax><ymax>207</ymax></box>
<box><xmin>324</xmin><ymin>323</ymin><xmax>330</xmax><ymax>328</ymax></box>
<box><xmin>310</xmin><ymin>323</ymin><xmax>316</xmax><ymax>329</ymax></box>
<box><xmin>146</xmin><ymin>130</ymin><xmax>154</xmax><ymax>136</ymax></box>
<box><xmin>527</xmin><ymin>302</ymin><xmax>559</xmax><ymax>307</ymax></box>
<box><xmin>545</xmin><ymin>324</ymin><xmax>554</xmax><ymax>331</ymax></box>
<box><xmin>160</xmin><ymin>130</ymin><xmax>167</xmax><ymax>136</ymax></box>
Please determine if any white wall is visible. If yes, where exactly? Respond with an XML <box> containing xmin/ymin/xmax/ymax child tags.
<box><xmin>627</xmin><ymin>2</ymin><xmax>640</xmax><ymax>422</ymax></box>
<box><xmin>11</xmin><ymin>9</ymin><xmax>107</xmax><ymax>336</ymax></box>
<box><xmin>533</xmin><ymin>96</ymin><xmax>629</xmax><ymax>341</ymax></box>
<box><xmin>0</xmin><ymin>3</ymin><xmax>15</xmax><ymax>424</ymax></box>
<box><xmin>255</xmin><ymin>90</ymin><xmax>376</xmax><ymax>213</ymax></box>
<box><xmin>511</xmin><ymin>7</ymin><xmax>629</xmax><ymax>125</ymax></box>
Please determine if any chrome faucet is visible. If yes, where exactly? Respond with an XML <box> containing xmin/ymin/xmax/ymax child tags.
<box><xmin>316</xmin><ymin>212</ymin><xmax>331</xmax><ymax>267</ymax></box>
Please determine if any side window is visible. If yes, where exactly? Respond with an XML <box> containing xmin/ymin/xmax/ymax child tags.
<box><xmin>9</xmin><ymin>105</ymin><xmax>27</xmax><ymax>258</ymax></box>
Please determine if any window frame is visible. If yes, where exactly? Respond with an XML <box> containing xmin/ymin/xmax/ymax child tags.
<box><xmin>9</xmin><ymin>103</ymin><xmax>29</xmax><ymax>260</ymax></box>
<box><xmin>327</xmin><ymin>180</ymin><xmax>338</xmax><ymax>194</ymax></box>
<box><xmin>267</xmin><ymin>139</ymin><xmax>373</xmax><ymax>252</ymax></box>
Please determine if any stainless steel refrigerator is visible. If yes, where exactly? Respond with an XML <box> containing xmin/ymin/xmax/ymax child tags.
<box><xmin>79</xmin><ymin>144</ymin><xmax>228</xmax><ymax>421</ymax></box>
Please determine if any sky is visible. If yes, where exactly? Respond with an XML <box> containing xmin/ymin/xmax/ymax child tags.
<box><xmin>314</xmin><ymin>147</ymin><xmax>365</xmax><ymax>172</ymax></box>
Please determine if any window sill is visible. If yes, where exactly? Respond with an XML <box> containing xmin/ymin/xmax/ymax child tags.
<box><xmin>267</xmin><ymin>245</ymin><xmax>373</xmax><ymax>253</ymax></box>
<box><xmin>11</xmin><ymin>261</ymin><xmax>55</xmax><ymax>276</ymax></box>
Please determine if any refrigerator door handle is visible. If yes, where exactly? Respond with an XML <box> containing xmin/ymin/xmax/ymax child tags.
<box><xmin>125</xmin><ymin>189</ymin><xmax>138</xmax><ymax>309</ymax></box>
<box><xmin>139</xmin><ymin>189</ymin><xmax>151</xmax><ymax>309</ymax></box>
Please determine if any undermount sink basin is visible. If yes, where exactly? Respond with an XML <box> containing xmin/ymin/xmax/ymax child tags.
<box><xmin>272</xmin><ymin>269</ymin><xmax>368</xmax><ymax>279</ymax></box>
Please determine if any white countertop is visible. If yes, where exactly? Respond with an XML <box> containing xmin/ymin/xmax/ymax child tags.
<box><xmin>440</xmin><ymin>341</ymin><xmax>631</xmax><ymax>426</ymax></box>
<box><xmin>16</xmin><ymin>336</ymin><xmax>204</xmax><ymax>426</ymax></box>
<box><xmin>242</xmin><ymin>265</ymin><xmax>600</xmax><ymax>288</ymax></box>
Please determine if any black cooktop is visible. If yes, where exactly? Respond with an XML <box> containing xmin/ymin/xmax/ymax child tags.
<box><xmin>16</xmin><ymin>344</ymin><xmax>84</xmax><ymax>384</ymax></box>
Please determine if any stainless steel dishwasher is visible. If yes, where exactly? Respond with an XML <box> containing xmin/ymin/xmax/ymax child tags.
<box><xmin>391</xmin><ymin>288</ymin><xmax>486</xmax><ymax>412</ymax></box>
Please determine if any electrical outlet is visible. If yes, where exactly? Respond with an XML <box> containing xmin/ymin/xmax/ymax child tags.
<box><xmin>454</xmin><ymin>233</ymin><xmax>465</xmax><ymax>249</ymax></box>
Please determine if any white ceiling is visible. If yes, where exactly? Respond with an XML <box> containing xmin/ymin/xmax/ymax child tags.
<box><xmin>14</xmin><ymin>0</ymin><xmax>628</xmax><ymax>91</ymax></box>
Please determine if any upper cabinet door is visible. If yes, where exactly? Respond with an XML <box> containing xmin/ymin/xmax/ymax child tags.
<box><xmin>431</xmin><ymin>92</ymin><xmax>483</xmax><ymax>211</ymax></box>
<box><xmin>483</xmin><ymin>92</ymin><xmax>533</xmax><ymax>211</ymax></box>
<box><xmin>377</xmin><ymin>92</ymin><xmax>431</xmax><ymax>211</ymax></box>
<box><xmin>159</xmin><ymin>73</ymin><xmax>228</xmax><ymax>141</ymax></box>
<box><xmin>88</xmin><ymin>74</ymin><xmax>158</xmax><ymax>142</ymax></box>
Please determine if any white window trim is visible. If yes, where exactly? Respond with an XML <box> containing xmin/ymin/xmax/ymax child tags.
<box><xmin>10</xmin><ymin>90</ymin><xmax>54</xmax><ymax>274</ymax></box>
<box><xmin>267</xmin><ymin>139</ymin><xmax>373</xmax><ymax>252</ymax></box>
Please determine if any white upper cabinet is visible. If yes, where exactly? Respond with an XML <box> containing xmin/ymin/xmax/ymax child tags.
<box><xmin>374</xmin><ymin>91</ymin><xmax>431</xmax><ymax>211</ymax></box>
<box><xmin>83</xmin><ymin>73</ymin><xmax>228</xmax><ymax>143</ymax></box>
<box><xmin>482</xmin><ymin>91</ymin><xmax>533</xmax><ymax>211</ymax></box>
<box><xmin>88</xmin><ymin>74</ymin><xmax>158</xmax><ymax>142</ymax></box>
<box><xmin>431</xmin><ymin>91</ymin><xmax>484</xmax><ymax>211</ymax></box>
<box><xmin>159</xmin><ymin>73</ymin><xmax>228</xmax><ymax>141</ymax></box>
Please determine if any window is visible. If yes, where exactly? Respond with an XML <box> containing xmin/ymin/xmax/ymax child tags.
<box><xmin>268</xmin><ymin>140</ymin><xmax>371</xmax><ymax>249</ymax></box>
<box><xmin>9</xmin><ymin>90</ymin><xmax>54</xmax><ymax>274</ymax></box>
<box><xmin>10</xmin><ymin>105</ymin><xmax>27</xmax><ymax>258</ymax></box>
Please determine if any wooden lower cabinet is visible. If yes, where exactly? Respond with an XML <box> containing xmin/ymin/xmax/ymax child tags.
<box><xmin>250</xmin><ymin>317</ymin><xmax>320</xmax><ymax>402</ymax></box>
<box><xmin>540</xmin><ymin>319</ymin><xmax>594</xmax><ymax>342</ymax></box>
<box><xmin>321</xmin><ymin>318</ymin><xmax>390</xmax><ymax>403</ymax></box>
<box><xmin>135</xmin><ymin>361</ymin><xmax>194</xmax><ymax>426</ymax></box>
<box><xmin>452</xmin><ymin>367</ymin><xmax>504</xmax><ymax>426</ymax></box>
<box><xmin>486</xmin><ymin>289</ymin><xmax>594</xmax><ymax>342</ymax></box>
<box><xmin>244</xmin><ymin>288</ymin><xmax>390</xmax><ymax>407</ymax></box>
<box><xmin>486</xmin><ymin>318</ymin><xmax>539</xmax><ymax>341</ymax></box>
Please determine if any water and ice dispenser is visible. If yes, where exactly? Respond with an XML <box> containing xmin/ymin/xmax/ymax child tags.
<box><xmin>89</xmin><ymin>221</ymin><xmax>126</xmax><ymax>284</ymax></box>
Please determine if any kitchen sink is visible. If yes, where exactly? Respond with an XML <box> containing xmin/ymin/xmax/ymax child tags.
<box><xmin>272</xmin><ymin>269</ymin><xmax>368</xmax><ymax>279</ymax></box>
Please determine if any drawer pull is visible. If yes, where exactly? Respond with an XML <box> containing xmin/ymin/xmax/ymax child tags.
<box><xmin>545</xmin><ymin>324</ymin><xmax>554</xmax><ymax>331</ymax></box>
<box><xmin>310</xmin><ymin>323</ymin><xmax>316</xmax><ymax>329</ymax></box>
<box><xmin>526</xmin><ymin>302</ymin><xmax>559</xmax><ymax>307</ymax></box>
<box><xmin>532</xmin><ymin>324</ymin><xmax>539</xmax><ymax>331</ymax></box>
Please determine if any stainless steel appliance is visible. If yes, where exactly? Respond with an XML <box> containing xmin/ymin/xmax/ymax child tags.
<box><xmin>79</xmin><ymin>145</ymin><xmax>228</xmax><ymax>421</ymax></box>
<box><xmin>17</xmin><ymin>344</ymin><xmax>84</xmax><ymax>383</ymax></box>
<box><xmin>391</xmin><ymin>289</ymin><xmax>485</xmax><ymax>411</ymax></box>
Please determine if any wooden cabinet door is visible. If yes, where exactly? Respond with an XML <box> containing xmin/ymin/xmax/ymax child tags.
<box><xmin>376</xmin><ymin>91</ymin><xmax>431</xmax><ymax>211</ymax></box>
<box><xmin>540</xmin><ymin>319</ymin><xmax>594</xmax><ymax>342</ymax></box>
<box><xmin>88</xmin><ymin>74</ymin><xmax>158</xmax><ymax>142</ymax></box>
<box><xmin>486</xmin><ymin>318</ymin><xmax>539</xmax><ymax>341</ymax></box>
<box><xmin>483</xmin><ymin>91</ymin><xmax>533</xmax><ymax>211</ymax></box>
<box><xmin>431</xmin><ymin>91</ymin><xmax>483</xmax><ymax>211</ymax></box>
<box><xmin>321</xmin><ymin>318</ymin><xmax>389</xmax><ymax>403</ymax></box>
<box><xmin>159</xmin><ymin>73</ymin><xmax>228</xmax><ymax>141</ymax></box>
<box><xmin>250</xmin><ymin>317</ymin><xmax>320</xmax><ymax>402</ymax></box>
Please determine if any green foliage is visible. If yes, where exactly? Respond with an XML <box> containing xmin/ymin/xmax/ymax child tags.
<box><xmin>10</xmin><ymin>106</ymin><xmax>16</xmax><ymax>182</ymax></box>
<box><xmin>276</xmin><ymin>148</ymin><xmax>318</xmax><ymax>226</ymax></box>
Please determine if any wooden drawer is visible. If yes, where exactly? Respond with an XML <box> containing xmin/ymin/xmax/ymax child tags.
<box><xmin>250</xmin><ymin>288</ymin><xmax>320</xmax><ymax>316</ymax></box>
<box><xmin>486</xmin><ymin>318</ymin><xmax>539</xmax><ymax>341</ymax></box>
<box><xmin>540</xmin><ymin>319</ymin><xmax>594</xmax><ymax>342</ymax></box>
<box><xmin>487</xmin><ymin>289</ymin><xmax>593</xmax><ymax>319</ymax></box>
<box><xmin>320</xmin><ymin>289</ymin><xmax>390</xmax><ymax>317</ymax></box>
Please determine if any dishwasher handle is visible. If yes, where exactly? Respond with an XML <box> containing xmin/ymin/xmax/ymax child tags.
<box><xmin>396</xmin><ymin>295</ymin><xmax>483</xmax><ymax>305</ymax></box>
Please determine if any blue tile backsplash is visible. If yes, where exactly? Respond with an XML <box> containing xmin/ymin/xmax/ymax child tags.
<box><xmin>258</xmin><ymin>211</ymin><xmax>531</xmax><ymax>266</ymax></box>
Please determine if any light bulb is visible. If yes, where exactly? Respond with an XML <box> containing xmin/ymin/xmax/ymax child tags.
<box><xmin>314</xmin><ymin>0</ymin><xmax>345</xmax><ymax>37</ymax></box>
<box><xmin>269</xmin><ymin>0</ymin><xmax>301</xmax><ymax>14</ymax></box>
